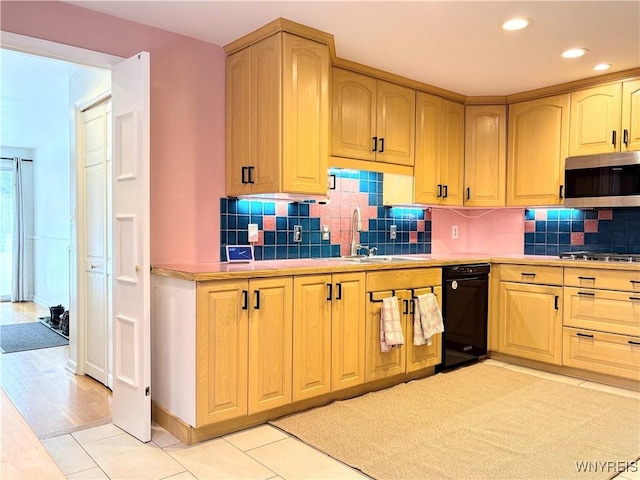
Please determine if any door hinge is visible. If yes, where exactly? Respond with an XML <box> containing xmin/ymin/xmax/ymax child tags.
<box><xmin>145</xmin><ymin>386</ymin><xmax>150</xmax><ymax>396</ymax></box>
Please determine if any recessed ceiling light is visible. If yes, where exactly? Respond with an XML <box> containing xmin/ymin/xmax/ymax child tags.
<box><xmin>502</xmin><ymin>18</ymin><xmax>532</xmax><ymax>31</ymax></box>
<box><xmin>562</xmin><ymin>48</ymin><xmax>589</xmax><ymax>59</ymax></box>
<box><xmin>593</xmin><ymin>63</ymin><xmax>612</xmax><ymax>71</ymax></box>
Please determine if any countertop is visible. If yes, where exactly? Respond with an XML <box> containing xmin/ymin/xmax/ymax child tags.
<box><xmin>151</xmin><ymin>253</ymin><xmax>640</xmax><ymax>282</ymax></box>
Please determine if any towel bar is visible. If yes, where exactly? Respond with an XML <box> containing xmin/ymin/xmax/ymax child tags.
<box><xmin>369</xmin><ymin>290</ymin><xmax>395</xmax><ymax>303</ymax></box>
<box><xmin>410</xmin><ymin>286</ymin><xmax>434</xmax><ymax>298</ymax></box>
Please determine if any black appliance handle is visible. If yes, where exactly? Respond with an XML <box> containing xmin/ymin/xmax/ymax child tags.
<box><xmin>403</xmin><ymin>299</ymin><xmax>409</xmax><ymax>315</ymax></box>
<box><xmin>578</xmin><ymin>276</ymin><xmax>596</xmax><ymax>281</ymax></box>
<box><xmin>248</xmin><ymin>166</ymin><xmax>255</xmax><ymax>184</ymax></box>
<box><xmin>578</xmin><ymin>291</ymin><xmax>595</xmax><ymax>296</ymax></box>
<box><xmin>554</xmin><ymin>295</ymin><xmax>559</xmax><ymax>310</ymax></box>
<box><xmin>443</xmin><ymin>185</ymin><xmax>448</xmax><ymax>199</ymax></box>
<box><xmin>449</xmin><ymin>276</ymin><xmax>482</xmax><ymax>282</ymax></box>
<box><xmin>559</xmin><ymin>185</ymin><xmax>564</xmax><ymax>199</ymax></box>
<box><xmin>466</xmin><ymin>187</ymin><xmax>470</xmax><ymax>201</ymax></box>
<box><xmin>254</xmin><ymin>290</ymin><xmax>260</xmax><ymax>309</ymax></box>
<box><xmin>624</xmin><ymin>129</ymin><xmax>629</xmax><ymax>147</ymax></box>
<box><xmin>327</xmin><ymin>283</ymin><xmax>332</xmax><ymax>301</ymax></box>
<box><xmin>372</xmin><ymin>136</ymin><xmax>378</xmax><ymax>152</ymax></box>
<box><xmin>612</xmin><ymin>130</ymin><xmax>617</xmax><ymax>147</ymax></box>
<box><xmin>241</xmin><ymin>166</ymin><xmax>248</xmax><ymax>184</ymax></box>
<box><xmin>629</xmin><ymin>296</ymin><xmax>640</xmax><ymax>301</ymax></box>
<box><xmin>629</xmin><ymin>340</ymin><xmax>640</xmax><ymax>346</ymax></box>
<box><xmin>521</xmin><ymin>272</ymin><xmax>536</xmax><ymax>277</ymax></box>
<box><xmin>437</xmin><ymin>184</ymin><xmax>442</xmax><ymax>198</ymax></box>
<box><xmin>577</xmin><ymin>332</ymin><xmax>594</xmax><ymax>339</ymax></box>
<box><xmin>336</xmin><ymin>283</ymin><xmax>342</xmax><ymax>300</ymax></box>
<box><xmin>379</xmin><ymin>137</ymin><xmax>385</xmax><ymax>153</ymax></box>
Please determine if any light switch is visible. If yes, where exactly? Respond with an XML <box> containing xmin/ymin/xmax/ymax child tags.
<box><xmin>322</xmin><ymin>225</ymin><xmax>330</xmax><ymax>240</ymax></box>
<box><xmin>390</xmin><ymin>225</ymin><xmax>397</xmax><ymax>240</ymax></box>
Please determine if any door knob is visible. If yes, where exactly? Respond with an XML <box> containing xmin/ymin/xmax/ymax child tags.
<box><xmin>135</xmin><ymin>265</ymin><xmax>141</xmax><ymax>273</ymax></box>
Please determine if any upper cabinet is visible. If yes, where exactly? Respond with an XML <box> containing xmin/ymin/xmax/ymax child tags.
<box><xmin>414</xmin><ymin>92</ymin><xmax>464</xmax><ymax>206</ymax></box>
<box><xmin>507</xmin><ymin>94</ymin><xmax>570</xmax><ymax>206</ymax></box>
<box><xmin>569</xmin><ymin>80</ymin><xmax>640</xmax><ymax>156</ymax></box>
<box><xmin>464</xmin><ymin>105</ymin><xmax>506</xmax><ymax>207</ymax></box>
<box><xmin>226</xmin><ymin>32</ymin><xmax>330</xmax><ymax>197</ymax></box>
<box><xmin>331</xmin><ymin>68</ymin><xmax>415</xmax><ymax>167</ymax></box>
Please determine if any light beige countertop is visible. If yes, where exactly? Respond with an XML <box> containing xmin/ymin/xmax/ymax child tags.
<box><xmin>151</xmin><ymin>253</ymin><xmax>640</xmax><ymax>282</ymax></box>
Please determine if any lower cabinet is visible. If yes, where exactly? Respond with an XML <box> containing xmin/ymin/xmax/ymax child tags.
<box><xmin>365</xmin><ymin>269</ymin><xmax>442</xmax><ymax>381</ymax></box>
<box><xmin>292</xmin><ymin>272</ymin><xmax>365</xmax><ymax>402</ymax></box>
<box><xmin>563</xmin><ymin>328</ymin><xmax>640</xmax><ymax>381</ymax></box>
<box><xmin>196</xmin><ymin>277</ymin><xmax>293</xmax><ymax>427</ymax></box>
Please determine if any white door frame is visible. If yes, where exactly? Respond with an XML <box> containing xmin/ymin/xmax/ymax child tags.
<box><xmin>0</xmin><ymin>32</ymin><xmax>123</xmax><ymax>378</ymax></box>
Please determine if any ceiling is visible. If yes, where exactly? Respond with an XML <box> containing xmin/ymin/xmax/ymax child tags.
<box><xmin>64</xmin><ymin>0</ymin><xmax>640</xmax><ymax>96</ymax></box>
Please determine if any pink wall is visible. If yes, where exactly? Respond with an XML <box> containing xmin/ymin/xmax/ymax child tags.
<box><xmin>432</xmin><ymin>208</ymin><xmax>524</xmax><ymax>255</ymax></box>
<box><xmin>1</xmin><ymin>1</ymin><xmax>226</xmax><ymax>263</ymax></box>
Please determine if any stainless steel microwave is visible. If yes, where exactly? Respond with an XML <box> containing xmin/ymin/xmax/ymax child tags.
<box><xmin>564</xmin><ymin>151</ymin><xmax>640</xmax><ymax>208</ymax></box>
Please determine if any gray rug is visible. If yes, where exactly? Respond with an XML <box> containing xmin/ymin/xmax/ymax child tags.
<box><xmin>0</xmin><ymin>322</ymin><xmax>69</xmax><ymax>353</ymax></box>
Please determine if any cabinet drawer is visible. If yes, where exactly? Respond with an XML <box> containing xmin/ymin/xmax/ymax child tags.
<box><xmin>499</xmin><ymin>264</ymin><xmax>563</xmax><ymax>286</ymax></box>
<box><xmin>564</xmin><ymin>267</ymin><xmax>640</xmax><ymax>292</ymax></box>
<box><xmin>564</xmin><ymin>287</ymin><xmax>640</xmax><ymax>336</ymax></box>
<box><xmin>366</xmin><ymin>268</ymin><xmax>441</xmax><ymax>292</ymax></box>
<box><xmin>563</xmin><ymin>328</ymin><xmax>640</xmax><ymax>381</ymax></box>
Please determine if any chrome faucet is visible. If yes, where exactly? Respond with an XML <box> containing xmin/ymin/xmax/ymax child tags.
<box><xmin>350</xmin><ymin>207</ymin><xmax>362</xmax><ymax>256</ymax></box>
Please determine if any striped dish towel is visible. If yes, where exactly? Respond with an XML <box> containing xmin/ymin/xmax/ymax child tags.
<box><xmin>413</xmin><ymin>293</ymin><xmax>444</xmax><ymax>346</ymax></box>
<box><xmin>380</xmin><ymin>296</ymin><xmax>404</xmax><ymax>352</ymax></box>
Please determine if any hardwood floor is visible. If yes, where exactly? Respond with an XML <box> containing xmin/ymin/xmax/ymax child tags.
<box><xmin>0</xmin><ymin>301</ymin><xmax>112</xmax><ymax>439</ymax></box>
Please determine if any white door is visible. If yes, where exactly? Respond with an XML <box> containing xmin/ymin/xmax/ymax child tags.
<box><xmin>82</xmin><ymin>100</ymin><xmax>109</xmax><ymax>386</ymax></box>
<box><xmin>111</xmin><ymin>52</ymin><xmax>151</xmax><ymax>442</ymax></box>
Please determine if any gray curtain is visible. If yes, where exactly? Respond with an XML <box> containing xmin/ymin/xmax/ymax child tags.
<box><xmin>12</xmin><ymin>157</ymin><xmax>28</xmax><ymax>302</ymax></box>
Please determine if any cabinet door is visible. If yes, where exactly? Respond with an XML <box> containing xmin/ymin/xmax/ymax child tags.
<box><xmin>282</xmin><ymin>33</ymin><xmax>329</xmax><ymax>195</ymax></box>
<box><xmin>251</xmin><ymin>33</ymin><xmax>282</xmax><ymax>194</ymax></box>
<box><xmin>196</xmin><ymin>281</ymin><xmax>248</xmax><ymax>425</ymax></box>
<box><xmin>464</xmin><ymin>105</ymin><xmax>506</xmax><ymax>207</ymax></box>
<box><xmin>365</xmin><ymin>290</ymin><xmax>407</xmax><ymax>381</ymax></box>
<box><xmin>439</xmin><ymin>100</ymin><xmax>464</xmax><ymax>206</ymax></box>
<box><xmin>406</xmin><ymin>286</ymin><xmax>442</xmax><ymax>373</ymax></box>
<box><xmin>331</xmin><ymin>68</ymin><xmax>377</xmax><ymax>161</ymax></box>
<box><xmin>226</xmin><ymin>47</ymin><xmax>252</xmax><ymax>196</ymax></box>
<box><xmin>376</xmin><ymin>80</ymin><xmax>416</xmax><ymax>166</ymax></box>
<box><xmin>499</xmin><ymin>282</ymin><xmax>563</xmax><ymax>365</ymax></box>
<box><xmin>248</xmin><ymin>277</ymin><xmax>293</xmax><ymax>414</ymax></box>
<box><xmin>293</xmin><ymin>274</ymin><xmax>332</xmax><ymax>401</ymax></box>
<box><xmin>332</xmin><ymin>272</ymin><xmax>366</xmax><ymax>391</ymax></box>
<box><xmin>569</xmin><ymin>83</ymin><xmax>622</xmax><ymax>156</ymax></box>
<box><xmin>507</xmin><ymin>94</ymin><xmax>569</xmax><ymax>206</ymax></box>
<box><xmin>414</xmin><ymin>92</ymin><xmax>441</xmax><ymax>203</ymax></box>
<box><xmin>622</xmin><ymin>79</ymin><xmax>640</xmax><ymax>152</ymax></box>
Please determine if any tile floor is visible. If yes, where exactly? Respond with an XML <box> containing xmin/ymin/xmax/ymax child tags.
<box><xmin>38</xmin><ymin>360</ymin><xmax>639</xmax><ymax>480</ymax></box>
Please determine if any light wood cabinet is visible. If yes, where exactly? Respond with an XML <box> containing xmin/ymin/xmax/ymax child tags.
<box><xmin>226</xmin><ymin>32</ymin><xmax>329</xmax><ymax>197</ymax></box>
<box><xmin>569</xmin><ymin>79</ymin><xmax>640</xmax><ymax>155</ymax></box>
<box><xmin>196</xmin><ymin>280</ymin><xmax>249</xmax><ymax>425</ymax></box>
<box><xmin>365</xmin><ymin>269</ymin><xmax>442</xmax><ymax>381</ymax></box>
<box><xmin>497</xmin><ymin>263</ymin><xmax>564</xmax><ymax>366</ymax></box>
<box><xmin>414</xmin><ymin>92</ymin><xmax>464</xmax><ymax>206</ymax></box>
<box><xmin>332</xmin><ymin>68</ymin><xmax>415</xmax><ymax>166</ymax></box>
<box><xmin>196</xmin><ymin>277</ymin><xmax>293</xmax><ymax>425</ymax></box>
<box><xmin>248</xmin><ymin>277</ymin><xmax>293</xmax><ymax>414</ymax></box>
<box><xmin>464</xmin><ymin>105</ymin><xmax>506</xmax><ymax>207</ymax></box>
<box><xmin>507</xmin><ymin>94</ymin><xmax>570</xmax><ymax>206</ymax></box>
<box><xmin>292</xmin><ymin>272</ymin><xmax>366</xmax><ymax>401</ymax></box>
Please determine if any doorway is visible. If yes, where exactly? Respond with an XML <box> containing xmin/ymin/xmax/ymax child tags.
<box><xmin>0</xmin><ymin>47</ymin><xmax>112</xmax><ymax>386</ymax></box>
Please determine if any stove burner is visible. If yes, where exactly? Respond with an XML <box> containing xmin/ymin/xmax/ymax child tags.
<box><xmin>559</xmin><ymin>251</ymin><xmax>640</xmax><ymax>262</ymax></box>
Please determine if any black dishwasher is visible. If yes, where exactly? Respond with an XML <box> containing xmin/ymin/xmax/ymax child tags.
<box><xmin>436</xmin><ymin>264</ymin><xmax>490</xmax><ymax>372</ymax></box>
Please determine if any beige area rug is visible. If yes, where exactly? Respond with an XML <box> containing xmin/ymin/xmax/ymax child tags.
<box><xmin>272</xmin><ymin>364</ymin><xmax>640</xmax><ymax>479</ymax></box>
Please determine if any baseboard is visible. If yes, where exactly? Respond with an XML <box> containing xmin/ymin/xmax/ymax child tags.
<box><xmin>66</xmin><ymin>358</ymin><xmax>78</xmax><ymax>375</ymax></box>
<box><xmin>32</xmin><ymin>296</ymin><xmax>50</xmax><ymax>308</ymax></box>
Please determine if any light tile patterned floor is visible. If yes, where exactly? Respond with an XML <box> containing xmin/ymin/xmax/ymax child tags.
<box><xmin>37</xmin><ymin>360</ymin><xmax>638</xmax><ymax>480</ymax></box>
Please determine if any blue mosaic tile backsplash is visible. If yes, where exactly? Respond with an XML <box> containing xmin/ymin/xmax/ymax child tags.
<box><xmin>220</xmin><ymin>169</ymin><xmax>432</xmax><ymax>261</ymax></box>
<box><xmin>524</xmin><ymin>207</ymin><xmax>640</xmax><ymax>256</ymax></box>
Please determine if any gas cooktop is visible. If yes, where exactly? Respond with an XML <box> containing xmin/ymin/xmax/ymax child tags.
<box><xmin>559</xmin><ymin>251</ymin><xmax>640</xmax><ymax>263</ymax></box>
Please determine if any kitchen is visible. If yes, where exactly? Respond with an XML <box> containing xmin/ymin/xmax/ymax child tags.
<box><xmin>1</xmin><ymin>2</ymin><xmax>639</xmax><ymax>479</ymax></box>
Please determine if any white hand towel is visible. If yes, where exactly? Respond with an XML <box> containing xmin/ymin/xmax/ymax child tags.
<box><xmin>380</xmin><ymin>296</ymin><xmax>404</xmax><ymax>353</ymax></box>
<box><xmin>414</xmin><ymin>293</ymin><xmax>444</xmax><ymax>346</ymax></box>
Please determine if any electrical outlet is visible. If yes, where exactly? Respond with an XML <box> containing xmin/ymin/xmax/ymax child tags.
<box><xmin>390</xmin><ymin>225</ymin><xmax>397</xmax><ymax>240</ymax></box>
<box><xmin>452</xmin><ymin>225</ymin><xmax>459</xmax><ymax>239</ymax></box>
<box><xmin>293</xmin><ymin>225</ymin><xmax>302</xmax><ymax>243</ymax></box>
<box><xmin>248</xmin><ymin>224</ymin><xmax>259</xmax><ymax>242</ymax></box>
<box><xmin>322</xmin><ymin>225</ymin><xmax>330</xmax><ymax>241</ymax></box>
